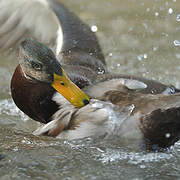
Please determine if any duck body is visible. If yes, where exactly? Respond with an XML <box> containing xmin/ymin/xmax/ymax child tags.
<box><xmin>33</xmin><ymin>89</ymin><xmax>180</xmax><ymax>149</ymax></box>
<box><xmin>11</xmin><ymin>59</ymin><xmax>179</xmax><ymax>124</ymax></box>
<box><xmin>3</xmin><ymin>0</ymin><xmax>180</xmax><ymax>150</ymax></box>
<box><xmin>11</xmin><ymin>39</ymin><xmax>180</xmax><ymax>150</ymax></box>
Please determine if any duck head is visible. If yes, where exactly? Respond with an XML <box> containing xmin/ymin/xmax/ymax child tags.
<box><xmin>11</xmin><ymin>39</ymin><xmax>89</xmax><ymax>123</ymax></box>
<box><xmin>19</xmin><ymin>38</ymin><xmax>90</xmax><ymax>107</ymax></box>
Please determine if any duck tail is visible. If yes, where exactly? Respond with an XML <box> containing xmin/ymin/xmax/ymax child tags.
<box><xmin>140</xmin><ymin>106</ymin><xmax>180</xmax><ymax>150</ymax></box>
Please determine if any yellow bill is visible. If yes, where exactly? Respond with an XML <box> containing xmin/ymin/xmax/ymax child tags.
<box><xmin>52</xmin><ymin>69</ymin><xmax>90</xmax><ymax>108</ymax></box>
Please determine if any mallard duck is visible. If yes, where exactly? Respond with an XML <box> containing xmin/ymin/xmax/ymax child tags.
<box><xmin>0</xmin><ymin>0</ymin><xmax>106</xmax><ymax>74</ymax></box>
<box><xmin>11</xmin><ymin>39</ymin><xmax>180</xmax><ymax>149</ymax></box>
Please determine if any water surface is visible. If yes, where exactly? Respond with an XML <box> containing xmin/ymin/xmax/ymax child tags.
<box><xmin>0</xmin><ymin>0</ymin><xmax>180</xmax><ymax>179</ymax></box>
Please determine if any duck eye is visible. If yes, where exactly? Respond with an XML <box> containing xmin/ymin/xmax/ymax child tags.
<box><xmin>31</xmin><ymin>62</ymin><xmax>42</xmax><ymax>71</ymax></box>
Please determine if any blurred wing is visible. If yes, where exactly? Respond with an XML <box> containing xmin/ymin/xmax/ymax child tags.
<box><xmin>0</xmin><ymin>0</ymin><xmax>62</xmax><ymax>53</ymax></box>
<box><xmin>0</xmin><ymin>0</ymin><xmax>106</xmax><ymax>72</ymax></box>
<box><xmin>48</xmin><ymin>0</ymin><xmax>105</xmax><ymax>62</ymax></box>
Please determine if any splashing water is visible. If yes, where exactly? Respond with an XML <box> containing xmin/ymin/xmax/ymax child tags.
<box><xmin>91</xmin><ymin>99</ymin><xmax>135</xmax><ymax>136</ymax></box>
<box><xmin>98</xmin><ymin>148</ymin><xmax>173</xmax><ymax>164</ymax></box>
<box><xmin>176</xmin><ymin>14</ymin><xmax>180</xmax><ymax>21</ymax></box>
<box><xmin>0</xmin><ymin>99</ymin><xmax>29</xmax><ymax>121</ymax></box>
<box><xmin>173</xmin><ymin>40</ymin><xmax>180</xmax><ymax>46</ymax></box>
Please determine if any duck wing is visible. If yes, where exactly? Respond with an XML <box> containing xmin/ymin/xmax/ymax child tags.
<box><xmin>0</xmin><ymin>0</ymin><xmax>105</xmax><ymax>67</ymax></box>
<box><xmin>0</xmin><ymin>0</ymin><xmax>60</xmax><ymax>53</ymax></box>
<box><xmin>101</xmin><ymin>90</ymin><xmax>180</xmax><ymax>149</ymax></box>
<box><xmin>33</xmin><ymin>91</ymin><xmax>180</xmax><ymax>149</ymax></box>
<box><xmin>48</xmin><ymin>0</ymin><xmax>105</xmax><ymax>63</ymax></box>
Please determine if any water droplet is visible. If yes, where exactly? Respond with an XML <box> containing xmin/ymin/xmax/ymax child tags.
<box><xmin>137</xmin><ymin>55</ymin><xmax>143</xmax><ymax>61</ymax></box>
<box><xmin>153</xmin><ymin>46</ymin><xmax>158</xmax><ymax>51</ymax></box>
<box><xmin>162</xmin><ymin>32</ymin><xmax>169</xmax><ymax>37</ymax></box>
<box><xmin>140</xmin><ymin>165</ymin><xmax>146</xmax><ymax>169</ymax></box>
<box><xmin>13</xmin><ymin>146</ymin><xmax>19</xmax><ymax>152</ymax></box>
<box><xmin>174</xmin><ymin>40</ymin><xmax>180</xmax><ymax>46</ymax></box>
<box><xmin>97</xmin><ymin>67</ymin><xmax>105</xmax><ymax>74</ymax></box>
<box><xmin>165</xmin><ymin>133</ymin><xmax>171</xmax><ymax>138</ymax></box>
<box><xmin>151</xmin><ymin>89</ymin><xmax>155</xmax><ymax>94</ymax></box>
<box><xmin>128</xmin><ymin>104</ymin><xmax>135</xmax><ymax>113</ymax></box>
<box><xmin>91</xmin><ymin>101</ymin><xmax>104</xmax><ymax>108</ymax></box>
<box><xmin>162</xmin><ymin>86</ymin><xmax>175</xmax><ymax>95</ymax></box>
<box><xmin>176</xmin><ymin>14</ymin><xmax>180</xmax><ymax>22</ymax></box>
<box><xmin>155</xmin><ymin>12</ymin><xmax>159</xmax><ymax>16</ymax></box>
<box><xmin>137</xmin><ymin>54</ymin><xmax>147</xmax><ymax>61</ymax></box>
<box><xmin>91</xmin><ymin>25</ymin><xmax>98</xmax><ymax>32</ymax></box>
<box><xmin>168</xmin><ymin>8</ymin><xmax>173</xmax><ymax>14</ymax></box>
<box><xmin>146</xmin><ymin>8</ymin><xmax>150</xmax><ymax>12</ymax></box>
<box><xmin>143</xmin><ymin>54</ymin><xmax>147</xmax><ymax>59</ymax></box>
<box><xmin>72</xmin><ymin>39</ymin><xmax>78</xmax><ymax>45</ymax></box>
<box><xmin>128</xmin><ymin>27</ymin><xmax>134</xmax><ymax>31</ymax></box>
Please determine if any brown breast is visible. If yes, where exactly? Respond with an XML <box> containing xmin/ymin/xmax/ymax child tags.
<box><xmin>11</xmin><ymin>65</ymin><xmax>59</xmax><ymax>123</ymax></box>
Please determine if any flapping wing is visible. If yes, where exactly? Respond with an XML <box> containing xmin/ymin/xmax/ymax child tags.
<box><xmin>0</xmin><ymin>0</ymin><xmax>61</xmax><ymax>53</ymax></box>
